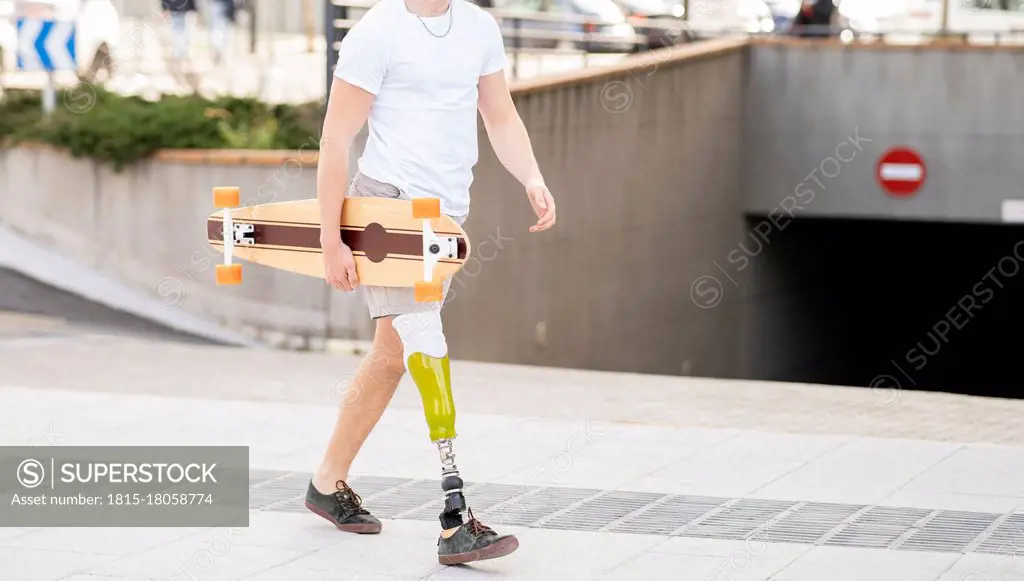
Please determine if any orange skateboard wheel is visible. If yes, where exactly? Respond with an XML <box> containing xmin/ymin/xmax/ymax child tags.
<box><xmin>412</xmin><ymin>198</ymin><xmax>441</xmax><ymax>219</ymax></box>
<box><xmin>213</xmin><ymin>187</ymin><xmax>241</xmax><ymax>209</ymax></box>
<box><xmin>414</xmin><ymin>281</ymin><xmax>444</xmax><ymax>303</ymax></box>
<box><xmin>216</xmin><ymin>264</ymin><xmax>243</xmax><ymax>285</ymax></box>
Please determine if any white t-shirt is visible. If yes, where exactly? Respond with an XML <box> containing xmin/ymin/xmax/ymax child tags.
<box><xmin>334</xmin><ymin>0</ymin><xmax>508</xmax><ymax>217</ymax></box>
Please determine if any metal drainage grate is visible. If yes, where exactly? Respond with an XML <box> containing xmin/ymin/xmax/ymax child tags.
<box><xmin>897</xmin><ymin>510</ymin><xmax>1001</xmax><ymax>554</ymax></box>
<box><xmin>764</xmin><ymin>502</ymin><xmax>865</xmax><ymax>545</ymax></box>
<box><xmin>542</xmin><ymin>490</ymin><xmax>666</xmax><ymax>532</ymax></box>
<box><xmin>680</xmin><ymin>499</ymin><xmax>797</xmax><ymax>541</ymax></box>
<box><xmin>610</xmin><ymin>495</ymin><xmax>726</xmax><ymax>536</ymax></box>
<box><xmin>248</xmin><ymin>470</ymin><xmax>1024</xmax><ymax>555</ymax></box>
<box><xmin>824</xmin><ymin>506</ymin><xmax>932</xmax><ymax>550</ymax></box>
<box><xmin>976</xmin><ymin>514</ymin><xmax>1024</xmax><ymax>555</ymax></box>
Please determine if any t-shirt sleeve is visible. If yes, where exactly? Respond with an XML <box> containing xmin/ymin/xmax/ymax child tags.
<box><xmin>480</xmin><ymin>12</ymin><xmax>508</xmax><ymax>76</ymax></box>
<box><xmin>333</xmin><ymin>16</ymin><xmax>388</xmax><ymax>95</ymax></box>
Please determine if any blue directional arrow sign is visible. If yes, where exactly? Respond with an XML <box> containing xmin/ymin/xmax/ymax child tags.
<box><xmin>16</xmin><ymin>18</ymin><xmax>77</xmax><ymax>72</ymax></box>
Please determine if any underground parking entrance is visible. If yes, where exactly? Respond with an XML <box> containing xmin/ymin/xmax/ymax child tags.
<box><xmin>739</xmin><ymin>216</ymin><xmax>1024</xmax><ymax>399</ymax></box>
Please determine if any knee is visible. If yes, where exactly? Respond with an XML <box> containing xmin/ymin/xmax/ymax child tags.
<box><xmin>363</xmin><ymin>347</ymin><xmax>406</xmax><ymax>383</ymax></box>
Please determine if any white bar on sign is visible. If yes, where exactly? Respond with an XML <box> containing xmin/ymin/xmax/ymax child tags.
<box><xmin>880</xmin><ymin>163</ymin><xmax>923</xmax><ymax>181</ymax></box>
<box><xmin>1001</xmin><ymin>200</ymin><xmax>1024</xmax><ymax>223</ymax></box>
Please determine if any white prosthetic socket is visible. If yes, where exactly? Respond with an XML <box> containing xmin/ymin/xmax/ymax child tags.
<box><xmin>392</xmin><ymin>310</ymin><xmax>448</xmax><ymax>362</ymax></box>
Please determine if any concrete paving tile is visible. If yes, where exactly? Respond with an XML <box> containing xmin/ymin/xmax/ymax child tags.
<box><xmin>623</xmin><ymin>432</ymin><xmax>849</xmax><ymax>497</ymax></box>
<box><xmin>1</xmin><ymin>527</ymin><xmax>198</xmax><ymax>556</ymax></box>
<box><xmin>752</xmin><ymin>438</ymin><xmax>962</xmax><ymax>505</ymax></box>
<box><xmin>599</xmin><ymin>547</ymin><xmax>804</xmax><ymax>581</ymax></box>
<box><xmin>87</xmin><ymin>527</ymin><xmax>309</xmax><ymax>580</ymax></box>
<box><xmin>268</xmin><ymin>520</ymin><xmax>664</xmax><ymax>581</ymax></box>
<box><xmin>246</xmin><ymin>519</ymin><xmax>450</xmax><ymax>580</ymax></box>
<box><xmin>231</xmin><ymin>511</ymin><xmax>359</xmax><ymax>551</ymax></box>
<box><xmin>0</xmin><ymin>547</ymin><xmax>113</xmax><ymax>581</ymax></box>
<box><xmin>0</xmin><ymin>527</ymin><xmax>41</xmax><ymax>543</ymax></box>
<box><xmin>489</xmin><ymin>420</ymin><xmax>736</xmax><ymax>490</ymax></box>
<box><xmin>768</xmin><ymin>546</ymin><xmax>960</xmax><ymax>581</ymax></box>
<box><xmin>650</xmin><ymin>536</ymin><xmax>812</xmax><ymax>560</ymax></box>
<box><xmin>880</xmin><ymin>491</ymin><xmax>1024</xmax><ymax>514</ymax></box>
<box><xmin>938</xmin><ymin>553</ymin><xmax>1024</xmax><ymax>581</ymax></box>
<box><xmin>884</xmin><ymin>445</ymin><xmax>1024</xmax><ymax>512</ymax></box>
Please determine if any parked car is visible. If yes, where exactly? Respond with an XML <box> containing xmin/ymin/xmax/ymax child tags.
<box><xmin>0</xmin><ymin>0</ymin><xmax>121</xmax><ymax>82</ymax></box>
<box><xmin>686</xmin><ymin>0</ymin><xmax>776</xmax><ymax>37</ymax></box>
<box><xmin>613</xmin><ymin>0</ymin><xmax>690</xmax><ymax>49</ymax></box>
<box><xmin>496</xmin><ymin>0</ymin><xmax>638</xmax><ymax>53</ymax></box>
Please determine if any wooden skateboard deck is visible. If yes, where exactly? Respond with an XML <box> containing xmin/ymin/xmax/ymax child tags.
<box><xmin>206</xmin><ymin>196</ymin><xmax>471</xmax><ymax>292</ymax></box>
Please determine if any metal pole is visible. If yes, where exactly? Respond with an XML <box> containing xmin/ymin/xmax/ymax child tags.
<box><xmin>326</xmin><ymin>1</ymin><xmax>347</xmax><ymax>99</ymax></box>
<box><xmin>43</xmin><ymin>73</ymin><xmax>55</xmax><ymax>117</ymax></box>
<box><xmin>683</xmin><ymin>0</ymin><xmax>689</xmax><ymax>22</ymax></box>
<box><xmin>303</xmin><ymin>0</ymin><xmax>316</xmax><ymax>52</ymax></box>
<box><xmin>940</xmin><ymin>0</ymin><xmax>950</xmax><ymax>37</ymax></box>
<box><xmin>249</xmin><ymin>0</ymin><xmax>258</xmax><ymax>54</ymax></box>
<box><xmin>512</xmin><ymin>17</ymin><xmax>521</xmax><ymax>79</ymax></box>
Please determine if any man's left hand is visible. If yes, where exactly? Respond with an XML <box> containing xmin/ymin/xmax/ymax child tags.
<box><xmin>526</xmin><ymin>180</ymin><xmax>556</xmax><ymax>233</ymax></box>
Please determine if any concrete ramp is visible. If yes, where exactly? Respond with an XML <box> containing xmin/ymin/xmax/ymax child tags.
<box><xmin>0</xmin><ymin>225</ymin><xmax>260</xmax><ymax>347</ymax></box>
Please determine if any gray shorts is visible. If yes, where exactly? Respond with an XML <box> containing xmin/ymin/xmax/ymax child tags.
<box><xmin>347</xmin><ymin>172</ymin><xmax>467</xmax><ymax>319</ymax></box>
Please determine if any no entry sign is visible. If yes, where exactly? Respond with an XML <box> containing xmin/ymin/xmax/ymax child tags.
<box><xmin>877</xmin><ymin>147</ymin><xmax>926</xmax><ymax>197</ymax></box>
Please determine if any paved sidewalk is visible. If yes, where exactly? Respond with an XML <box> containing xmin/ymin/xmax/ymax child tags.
<box><xmin>2</xmin><ymin>335</ymin><xmax>1024</xmax><ymax>579</ymax></box>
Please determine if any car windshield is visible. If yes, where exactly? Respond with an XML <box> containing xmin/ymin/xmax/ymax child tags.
<box><xmin>571</xmin><ymin>0</ymin><xmax>626</xmax><ymax>20</ymax></box>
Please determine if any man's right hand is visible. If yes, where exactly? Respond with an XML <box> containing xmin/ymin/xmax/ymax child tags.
<box><xmin>323</xmin><ymin>244</ymin><xmax>359</xmax><ymax>292</ymax></box>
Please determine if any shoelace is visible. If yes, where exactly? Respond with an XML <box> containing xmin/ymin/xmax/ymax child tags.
<box><xmin>465</xmin><ymin>508</ymin><xmax>496</xmax><ymax>536</ymax></box>
<box><xmin>333</xmin><ymin>480</ymin><xmax>370</xmax><ymax>515</ymax></box>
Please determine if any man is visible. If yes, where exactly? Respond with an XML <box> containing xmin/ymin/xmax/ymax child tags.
<box><xmin>308</xmin><ymin>0</ymin><xmax>556</xmax><ymax>566</ymax></box>
<box><xmin>160</xmin><ymin>0</ymin><xmax>197</xmax><ymax>63</ymax></box>
<box><xmin>790</xmin><ymin>0</ymin><xmax>835</xmax><ymax>38</ymax></box>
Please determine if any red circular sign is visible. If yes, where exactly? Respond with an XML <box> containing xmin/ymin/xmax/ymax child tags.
<box><xmin>877</xmin><ymin>147</ymin><xmax>926</xmax><ymax>197</ymax></box>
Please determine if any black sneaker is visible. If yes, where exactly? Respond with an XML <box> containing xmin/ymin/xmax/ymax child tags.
<box><xmin>305</xmin><ymin>480</ymin><xmax>382</xmax><ymax>534</ymax></box>
<box><xmin>437</xmin><ymin>509</ymin><xmax>519</xmax><ymax>565</ymax></box>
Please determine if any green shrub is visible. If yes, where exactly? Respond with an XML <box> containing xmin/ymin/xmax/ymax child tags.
<box><xmin>0</xmin><ymin>88</ymin><xmax>323</xmax><ymax>171</ymax></box>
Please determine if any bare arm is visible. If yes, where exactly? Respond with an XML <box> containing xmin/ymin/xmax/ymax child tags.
<box><xmin>318</xmin><ymin>77</ymin><xmax>374</xmax><ymax>290</ymax></box>
<box><xmin>478</xmin><ymin>71</ymin><xmax>556</xmax><ymax>232</ymax></box>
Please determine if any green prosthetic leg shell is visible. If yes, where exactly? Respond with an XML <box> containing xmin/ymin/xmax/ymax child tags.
<box><xmin>408</xmin><ymin>353</ymin><xmax>456</xmax><ymax>442</ymax></box>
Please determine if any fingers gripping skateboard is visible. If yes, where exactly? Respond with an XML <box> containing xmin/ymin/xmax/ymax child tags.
<box><xmin>213</xmin><ymin>187</ymin><xmax>244</xmax><ymax>285</ymax></box>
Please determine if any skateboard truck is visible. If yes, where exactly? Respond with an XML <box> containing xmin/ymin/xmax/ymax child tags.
<box><xmin>412</xmin><ymin>198</ymin><xmax>454</xmax><ymax>303</ymax></box>
<box><xmin>213</xmin><ymin>187</ymin><xmax>244</xmax><ymax>285</ymax></box>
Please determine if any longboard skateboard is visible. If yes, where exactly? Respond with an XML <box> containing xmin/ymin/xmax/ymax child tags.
<box><xmin>206</xmin><ymin>187</ymin><xmax>471</xmax><ymax>302</ymax></box>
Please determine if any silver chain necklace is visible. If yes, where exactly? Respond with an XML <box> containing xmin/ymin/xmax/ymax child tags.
<box><xmin>416</xmin><ymin>0</ymin><xmax>453</xmax><ymax>38</ymax></box>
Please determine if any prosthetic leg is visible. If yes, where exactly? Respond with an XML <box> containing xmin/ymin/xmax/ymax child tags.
<box><xmin>394</xmin><ymin>311</ymin><xmax>467</xmax><ymax>529</ymax></box>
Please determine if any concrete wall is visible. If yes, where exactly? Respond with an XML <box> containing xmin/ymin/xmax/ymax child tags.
<box><xmin>13</xmin><ymin>38</ymin><xmax>1022</xmax><ymax>379</ymax></box>
<box><xmin>736</xmin><ymin>40</ymin><xmax>1024</xmax><ymax>379</ymax></box>
<box><xmin>0</xmin><ymin>145</ymin><xmax>373</xmax><ymax>347</ymax></box>
<box><xmin>0</xmin><ymin>38</ymin><xmax>750</xmax><ymax>376</ymax></box>
<box><xmin>443</xmin><ymin>39</ymin><xmax>750</xmax><ymax>377</ymax></box>
<box><xmin>743</xmin><ymin>41</ymin><xmax>1024</xmax><ymax>224</ymax></box>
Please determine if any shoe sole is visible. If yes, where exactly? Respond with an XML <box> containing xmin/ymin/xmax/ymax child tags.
<box><xmin>438</xmin><ymin>536</ymin><xmax>520</xmax><ymax>565</ymax></box>
<box><xmin>304</xmin><ymin>500</ymin><xmax>382</xmax><ymax>534</ymax></box>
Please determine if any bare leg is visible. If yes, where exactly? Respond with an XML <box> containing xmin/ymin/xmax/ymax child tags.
<box><xmin>312</xmin><ymin>317</ymin><xmax>405</xmax><ymax>493</ymax></box>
